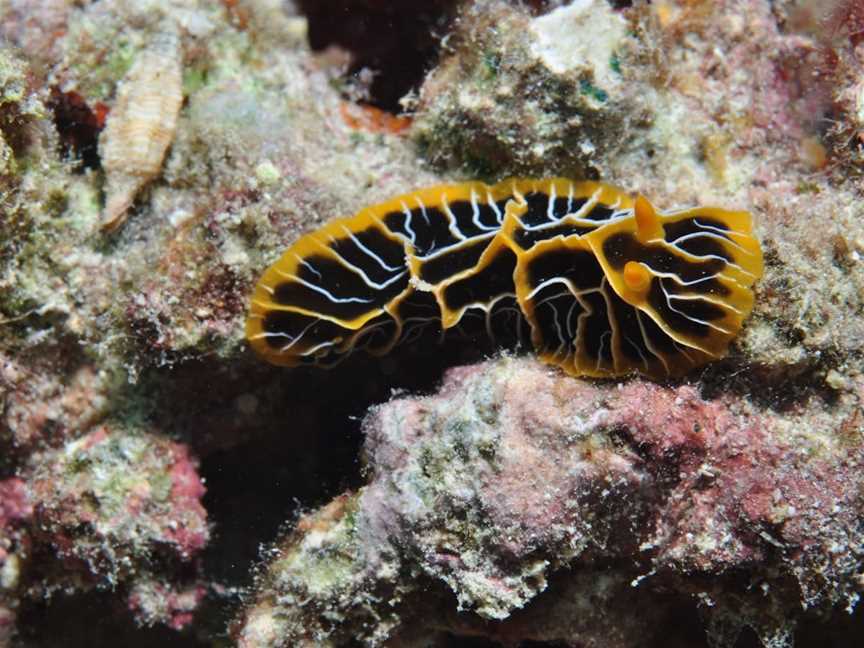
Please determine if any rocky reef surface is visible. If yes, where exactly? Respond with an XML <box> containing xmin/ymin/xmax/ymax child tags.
<box><xmin>1</xmin><ymin>0</ymin><xmax>863</xmax><ymax>646</ymax></box>
<box><xmin>238</xmin><ymin>357</ymin><xmax>864</xmax><ymax>647</ymax></box>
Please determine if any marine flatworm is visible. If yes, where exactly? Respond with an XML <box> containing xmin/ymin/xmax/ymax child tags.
<box><xmin>246</xmin><ymin>178</ymin><xmax>763</xmax><ymax>378</ymax></box>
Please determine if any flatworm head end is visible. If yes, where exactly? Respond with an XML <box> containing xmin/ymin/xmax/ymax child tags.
<box><xmin>586</xmin><ymin>200</ymin><xmax>763</xmax><ymax>376</ymax></box>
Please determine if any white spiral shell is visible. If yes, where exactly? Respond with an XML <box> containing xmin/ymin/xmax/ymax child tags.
<box><xmin>99</xmin><ymin>32</ymin><xmax>183</xmax><ymax>232</ymax></box>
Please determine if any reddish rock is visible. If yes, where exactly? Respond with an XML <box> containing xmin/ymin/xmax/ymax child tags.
<box><xmin>237</xmin><ymin>357</ymin><xmax>864</xmax><ymax>647</ymax></box>
<box><xmin>0</xmin><ymin>479</ymin><xmax>31</xmax><ymax>528</ymax></box>
<box><xmin>28</xmin><ymin>425</ymin><xmax>209</xmax><ymax>592</ymax></box>
<box><xmin>127</xmin><ymin>579</ymin><xmax>207</xmax><ymax>630</ymax></box>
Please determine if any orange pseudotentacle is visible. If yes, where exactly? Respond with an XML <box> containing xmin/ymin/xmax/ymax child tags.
<box><xmin>623</xmin><ymin>261</ymin><xmax>651</xmax><ymax>293</ymax></box>
<box><xmin>634</xmin><ymin>194</ymin><xmax>662</xmax><ymax>242</ymax></box>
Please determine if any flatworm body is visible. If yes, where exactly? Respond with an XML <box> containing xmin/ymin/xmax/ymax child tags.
<box><xmin>246</xmin><ymin>178</ymin><xmax>763</xmax><ymax>378</ymax></box>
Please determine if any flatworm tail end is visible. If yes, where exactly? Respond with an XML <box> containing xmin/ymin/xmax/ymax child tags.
<box><xmin>246</xmin><ymin>208</ymin><xmax>413</xmax><ymax>367</ymax></box>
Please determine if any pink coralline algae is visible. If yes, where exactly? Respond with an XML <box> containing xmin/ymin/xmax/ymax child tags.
<box><xmin>0</xmin><ymin>350</ymin><xmax>211</xmax><ymax>638</ymax></box>
<box><xmin>236</xmin><ymin>357</ymin><xmax>864</xmax><ymax>647</ymax></box>
<box><xmin>127</xmin><ymin>579</ymin><xmax>207</xmax><ymax>630</ymax></box>
<box><xmin>0</xmin><ymin>479</ymin><xmax>31</xmax><ymax>529</ymax></box>
<box><xmin>164</xmin><ymin>443</ymin><xmax>208</xmax><ymax>557</ymax></box>
<box><xmin>29</xmin><ymin>426</ymin><xmax>210</xmax><ymax>579</ymax></box>
<box><xmin>0</xmin><ymin>423</ymin><xmax>212</xmax><ymax>639</ymax></box>
<box><xmin>0</xmin><ymin>478</ymin><xmax>32</xmax><ymax>647</ymax></box>
<box><xmin>0</xmin><ymin>356</ymin><xmax>110</xmax><ymax>451</ymax></box>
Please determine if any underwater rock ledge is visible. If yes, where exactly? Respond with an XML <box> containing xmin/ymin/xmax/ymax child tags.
<box><xmin>235</xmin><ymin>356</ymin><xmax>864</xmax><ymax>647</ymax></box>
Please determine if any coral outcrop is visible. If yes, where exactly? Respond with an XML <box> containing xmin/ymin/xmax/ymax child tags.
<box><xmin>413</xmin><ymin>0</ymin><xmax>638</xmax><ymax>179</ymax></box>
<box><xmin>235</xmin><ymin>357</ymin><xmax>864</xmax><ymax>647</ymax></box>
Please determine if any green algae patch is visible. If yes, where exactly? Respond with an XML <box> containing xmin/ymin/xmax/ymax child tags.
<box><xmin>579</xmin><ymin>78</ymin><xmax>609</xmax><ymax>103</ymax></box>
